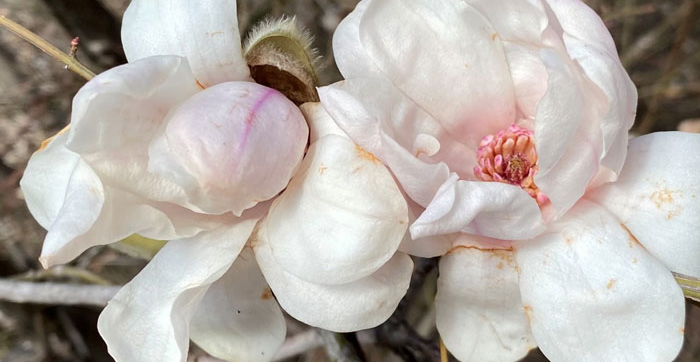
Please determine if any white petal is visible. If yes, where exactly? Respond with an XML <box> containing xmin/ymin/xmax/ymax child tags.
<box><xmin>358</xmin><ymin>0</ymin><xmax>516</xmax><ymax>147</ymax></box>
<box><xmin>332</xmin><ymin>0</ymin><xmax>382</xmax><ymax>80</ymax></box>
<box><xmin>587</xmin><ymin>132</ymin><xmax>700</xmax><ymax>276</ymax></box>
<box><xmin>190</xmin><ymin>248</ymin><xmax>286</xmax><ymax>362</ymax></box>
<box><xmin>253</xmin><ymin>222</ymin><xmax>413</xmax><ymax>332</ymax></box>
<box><xmin>515</xmin><ymin>200</ymin><xmax>685</xmax><ymax>362</ymax></box>
<box><xmin>300</xmin><ymin>102</ymin><xmax>347</xmax><ymax>144</ymax></box>
<box><xmin>398</xmin><ymin>197</ymin><xmax>452</xmax><ymax>258</ymax></box>
<box><xmin>533</xmin><ymin>49</ymin><xmax>604</xmax><ymax>218</ymax></box>
<box><xmin>436</xmin><ymin>247</ymin><xmax>535</xmax><ymax>362</ymax></box>
<box><xmin>21</xmin><ymin>133</ymin><xmax>86</xmax><ymax>230</ymax></box>
<box><xmin>544</xmin><ymin>0</ymin><xmax>636</xmax><ymax>177</ymax></box>
<box><xmin>20</xmin><ymin>133</ymin><xmax>106</xmax><ymax>267</ymax></box>
<box><xmin>39</xmin><ymin>157</ymin><xmax>104</xmax><ymax>268</ymax></box>
<box><xmin>266</xmin><ymin>132</ymin><xmax>407</xmax><ymax>285</ymax></box>
<box><xmin>66</xmin><ymin>55</ymin><xmax>199</xmax><ymax>207</ymax></box>
<box><xmin>411</xmin><ymin>174</ymin><xmax>544</xmax><ymax>241</ymax></box>
<box><xmin>98</xmin><ymin>219</ymin><xmax>259</xmax><ymax>362</ymax></box>
<box><xmin>318</xmin><ymin>82</ymin><xmax>451</xmax><ymax>207</ymax></box>
<box><xmin>121</xmin><ymin>0</ymin><xmax>249</xmax><ymax>86</ymax></box>
<box><xmin>149</xmin><ymin>82</ymin><xmax>308</xmax><ymax>215</ymax></box>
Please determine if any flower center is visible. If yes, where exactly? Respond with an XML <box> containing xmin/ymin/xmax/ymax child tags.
<box><xmin>473</xmin><ymin>124</ymin><xmax>548</xmax><ymax>205</ymax></box>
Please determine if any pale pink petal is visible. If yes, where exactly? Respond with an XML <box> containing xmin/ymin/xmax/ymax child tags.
<box><xmin>332</xmin><ymin>0</ymin><xmax>382</xmax><ymax>80</ymax></box>
<box><xmin>65</xmin><ymin>55</ymin><xmax>199</xmax><ymax>207</ymax></box>
<box><xmin>358</xmin><ymin>0</ymin><xmax>516</xmax><ymax>147</ymax></box>
<box><xmin>266</xmin><ymin>125</ymin><xmax>407</xmax><ymax>285</ymax></box>
<box><xmin>253</xmin><ymin>222</ymin><xmax>413</xmax><ymax>332</ymax></box>
<box><xmin>190</xmin><ymin>249</ymin><xmax>286</xmax><ymax>362</ymax></box>
<box><xmin>436</xmin><ymin>247</ymin><xmax>535</xmax><ymax>362</ymax></box>
<box><xmin>98</xmin><ymin>219</ymin><xmax>260</xmax><ymax>362</ymax></box>
<box><xmin>398</xmin><ymin>197</ymin><xmax>451</xmax><ymax>258</ymax></box>
<box><xmin>411</xmin><ymin>174</ymin><xmax>544</xmax><ymax>241</ymax></box>
<box><xmin>121</xmin><ymin>0</ymin><xmax>249</xmax><ymax>86</ymax></box>
<box><xmin>149</xmin><ymin>82</ymin><xmax>308</xmax><ymax>215</ymax></box>
<box><xmin>515</xmin><ymin>200</ymin><xmax>685</xmax><ymax>362</ymax></box>
<box><xmin>318</xmin><ymin>82</ymin><xmax>451</xmax><ymax>207</ymax></box>
<box><xmin>533</xmin><ymin>49</ymin><xmax>604</xmax><ymax>218</ymax></box>
<box><xmin>587</xmin><ymin>132</ymin><xmax>700</xmax><ymax>276</ymax></box>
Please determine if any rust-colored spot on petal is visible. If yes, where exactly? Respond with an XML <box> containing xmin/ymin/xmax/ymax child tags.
<box><xmin>491</xmin><ymin>33</ymin><xmax>500</xmax><ymax>41</ymax></box>
<box><xmin>36</xmin><ymin>125</ymin><xmax>70</xmax><ymax>153</ymax></box>
<box><xmin>261</xmin><ymin>287</ymin><xmax>273</xmax><ymax>300</ymax></box>
<box><xmin>446</xmin><ymin>244</ymin><xmax>513</xmax><ymax>255</ymax></box>
<box><xmin>681</xmin><ymin>327</ymin><xmax>686</xmax><ymax>334</ymax></box>
<box><xmin>318</xmin><ymin>165</ymin><xmax>328</xmax><ymax>175</ymax></box>
<box><xmin>523</xmin><ymin>305</ymin><xmax>533</xmax><ymax>323</ymax></box>
<box><xmin>620</xmin><ymin>223</ymin><xmax>643</xmax><ymax>249</ymax></box>
<box><xmin>650</xmin><ymin>183</ymin><xmax>684</xmax><ymax>220</ymax></box>
<box><xmin>195</xmin><ymin>79</ymin><xmax>207</xmax><ymax>90</ymax></box>
<box><xmin>355</xmin><ymin>144</ymin><xmax>380</xmax><ymax>163</ymax></box>
<box><xmin>606</xmin><ymin>278</ymin><xmax>616</xmax><ymax>289</ymax></box>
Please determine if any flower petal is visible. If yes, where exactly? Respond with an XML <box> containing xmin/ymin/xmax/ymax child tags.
<box><xmin>318</xmin><ymin>81</ymin><xmax>451</xmax><ymax>207</ymax></box>
<box><xmin>97</xmin><ymin>218</ymin><xmax>260</xmax><ymax>362</ymax></box>
<box><xmin>411</xmin><ymin>174</ymin><xmax>544</xmax><ymax>241</ymax></box>
<box><xmin>514</xmin><ymin>200</ymin><xmax>685</xmax><ymax>362</ymax></box>
<box><xmin>121</xmin><ymin>0</ymin><xmax>249</xmax><ymax>86</ymax></box>
<box><xmin>397</xmin><ymin>197</ymin><xmax>452</xmax><ymax>258</ymax></box>
<box><xmin>190</xmin><ymin>248</ymin><xmax>286</xmax><ymax>362</ymax></box>
<box><xmin>66</xmin><ymin>55</ymin><xmax>199</xmax><ymax>207</ymax></box>
<box><xmin>266</xmin><ymin>114</ymin><xmax>408</xmax><ymax>284</ymax></box>
<box><xmin>358</xmin><ymin>0</ymin><xmax>516</xmax><ymax>147</ymax></box>
<box><xmin>253</xmin><ymin>221</ymin><xmax>413</xmax><ymax>332</ymax></box>
<box><xmin>436</xmin><ymin>247</ymin><xmax>535</xmax><ymax>362</ymax></box>
<box><xmin>533</xmin><ymin>49</ymin><xmax>605</xmax><ymax>217</ymax></box>
<box><xmin>149</xmin><ymin>82</ymin><xmax>308</xmax><ymax>215</ymax></box>
<box><xmin>21</xmin><ymin>133</ymin><xmax>89</xmax><ymax>231</ymax></box>
<box><xmin>332</xmin><ymin>0</ymin><xmax>382</xmax><ymax>80</ymax></box>
<box><xmin>545</xmin><ymin>0</ymin><xmax>637</xmax><ymax>178</ymax></box>
<box><xmin>587</xmin><ymin>132</ymin><xmax>700</xmax><ymax>276</ymax></box>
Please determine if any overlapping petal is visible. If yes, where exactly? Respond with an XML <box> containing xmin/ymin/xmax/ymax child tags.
<box><xmin>318</xmin><ymin>81</ymin><xmax>451</xmax><ymax>207</ymax></box>
<box><xmin>588</xmin><ymin>132</ymin><xmax>700</xmax><ymax>276</ymax></box>
<box><xmin>254</xmin><ymin>221</ymin><xmax>413</xmax><ymax>332</ymax></box>
<box><xmin>436</xmin><ymin>247</ymin><xmax>535</xmax><ymax>362</ymax></box>
<box><xmin>98</xmin><ymin>218</ymin><xmax>260</xmax><ymax>362</ymax></box>
<box><xmin>515</xmin><ymin>200</ymin><xmax>685</xmax><ymax>362</ymax></box>
<box><xmin>65</xmin><ymin>55</ymin><xmax>198</xmax><ymax>207</ymax></box>
<box><xmin>265</xmin><ymin>104</ymin><xmax>407</xmax><ymax>285</ymax></box>
<box><xmin>149</xmin><ymin>82</ymin><xmax>308</xmax><ymax>215</ymax></box>
<box><xmin>121</xmin><ymin>0</ymin><xmax>249</xmax><ymax>86</ymax></box>
<box><xmin>532</xmin><ymin>49</ymin><xmax>605</xmax><ymax>218</ymax></box>
<box><xmin>190</xmin><ymin>249</ymin><xmax>286</xmax><ymax>362</ymax></box>
<box><xmin>358</xmin><ymin>0</ymin><xmax>516</xmax><ymax>147</ymax></box>
<box><xmin>411</xmin><ymin>174</ymin><xmax>544</xmax><ymax>241</ymax></box>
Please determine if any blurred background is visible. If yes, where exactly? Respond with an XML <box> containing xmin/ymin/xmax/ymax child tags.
<box><xmin>0</xmin><ymin>0</ymin><xmax>698</xmax><ymax>361</ymax></box>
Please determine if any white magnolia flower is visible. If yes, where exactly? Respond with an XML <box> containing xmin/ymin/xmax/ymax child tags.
<box><xmin>20</xmin><ymin>0</ymin><xmax>412</xmax><ymax>361</ymax></box>
<box><xmin>319</xmin><ymin>0</ymin><xmax>700</xmax><ymax>361</ymax></box>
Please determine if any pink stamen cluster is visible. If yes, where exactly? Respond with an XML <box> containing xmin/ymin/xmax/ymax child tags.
<box><xmin>473</xmin><ymin>124</ymin><xmax>548</xmax><ymax>205</ymax></box>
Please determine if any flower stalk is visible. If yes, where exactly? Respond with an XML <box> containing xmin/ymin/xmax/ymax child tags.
<box><xmin>0</xmin><ymin>15</ymin><xmax>95</xmax><ymax>80</ymax></box>
<box><xmin>673</xmin><ymin>272</ymin><xmax>700</xmax><ymax>302</ymax></box>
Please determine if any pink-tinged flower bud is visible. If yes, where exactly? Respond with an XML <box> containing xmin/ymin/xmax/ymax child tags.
<box><xmin>149</xmin><ymin>81</ymin><xmax>308</xmax><ymax>216</ymax></box>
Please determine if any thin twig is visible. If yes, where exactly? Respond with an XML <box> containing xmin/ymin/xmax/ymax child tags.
<box><xmin>0</xmin><ymin>15</ymin><xmax>95</xmax><ymax>80</ymax></box>
<box><xmin>13</xmin><ymin>265</ymin><xmax>113</xmax><ymax>286</ymax></box>
<box><xmin>0</xmin><ymin>279</ymin><xmax>119</xmax><ymax>307</ymax></box>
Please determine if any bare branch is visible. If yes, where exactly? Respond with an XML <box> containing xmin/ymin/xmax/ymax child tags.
<box><xmin>0</xmin><ymin>279</ymin><xmax>119</xmax><ymax>307</ymax></box>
